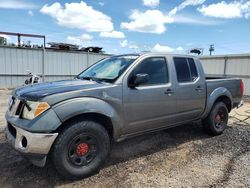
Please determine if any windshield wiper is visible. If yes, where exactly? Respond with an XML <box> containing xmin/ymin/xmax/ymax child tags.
<box><xmin>81</xmin><ymin>76</ymin><xmax>103</xmax><ymax>83</ymax></box>
<box><xmin>81</xmin><ymin>76</ymin><xmax>92</xmax><ymax>80</ymax></box>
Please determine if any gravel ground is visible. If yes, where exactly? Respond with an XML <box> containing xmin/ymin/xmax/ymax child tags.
<box><xmin>0</xmin><ymin>89</ymin><xmax>249</xmax><ymax>188</ymax></box>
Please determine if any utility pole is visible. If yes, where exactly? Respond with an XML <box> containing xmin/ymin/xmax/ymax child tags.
<box><xmin>209</xmin><ymin>44</ymin><xmax>214</xmax><ymax>56</ymax></box>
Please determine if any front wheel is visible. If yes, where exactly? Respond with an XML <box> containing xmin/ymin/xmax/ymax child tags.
<box><xmin>203</xmin><ymin>102</ymin><xmax>229</xmax><ymax>135</ymax></box>
<box><xmin>51</xmin><ymin>120</ymin><xmax>110</xmax><ymax>180</ymax></box>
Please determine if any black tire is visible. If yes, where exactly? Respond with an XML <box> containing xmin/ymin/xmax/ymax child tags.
<box><xmin>51</xmin><ymin>120</ymin><xmax>110</xmax><ymax>180</ymax></box>
<box><xmin>203</xmin><ymin>102</ymin><xmax>229</xmax><ymax>135</ymax></box>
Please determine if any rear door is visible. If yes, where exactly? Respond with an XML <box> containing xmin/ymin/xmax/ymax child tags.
<box><xmin>173</xmin><ymin>57</ymin><xmax>206</xmax><ymax>122</ymax></box>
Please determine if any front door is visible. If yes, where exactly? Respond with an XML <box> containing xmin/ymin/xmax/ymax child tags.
<box><xmin>122</xmin><ymin>56</ymin><xmax>176</xmax><ymax>135</ymax></box>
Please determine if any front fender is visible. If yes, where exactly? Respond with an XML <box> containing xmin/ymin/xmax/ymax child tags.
<box><xmin>52</xmin><ymin>97</ymin><xmax>123</xmax><ymax>139</ymax></box>
<box><xmin>202</xmin><ymin>87</ymin><xmax>233</xmax><ymax>119</ymax></box>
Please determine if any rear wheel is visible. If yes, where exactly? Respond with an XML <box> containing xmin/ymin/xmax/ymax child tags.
<box><xmin>51</xmin><ymin>120</ymin><xmax>110</xmax><ymax>180</ymax></box>
<box><xmin>203</xmin><ymin>102</ymin><xmax>228</xmax><ymax>135</ymax></box>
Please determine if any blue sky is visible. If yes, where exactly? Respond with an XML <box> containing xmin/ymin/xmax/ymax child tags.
<box><xmin>0</xmin><ymin>0</ymin><xmax>250</xmax><ymax>55</ymax></box>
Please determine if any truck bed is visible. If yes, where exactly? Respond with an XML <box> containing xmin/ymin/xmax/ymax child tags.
<box><xmin>206</xmin><ymin>75</ymin><xmax>242</xmax><ymax>108</ymax></box>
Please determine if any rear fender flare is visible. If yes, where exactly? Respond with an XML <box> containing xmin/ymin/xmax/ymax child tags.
<box><xmin>202</xmin><ymin>87</ymin><xmax>233</xmax><ymax>119</ymax></box>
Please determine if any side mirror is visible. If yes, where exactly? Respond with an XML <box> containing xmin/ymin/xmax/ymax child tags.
<box><xmin>128</xmin><ymin>73</ymin><xmax>149</xmax><ymax>88</ymax></box>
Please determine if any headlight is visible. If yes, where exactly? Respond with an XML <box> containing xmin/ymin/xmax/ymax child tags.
<box><xmin>22</xmin><ymin>101</ymin><xmax>50</xmax><ymax>120</ymax></box>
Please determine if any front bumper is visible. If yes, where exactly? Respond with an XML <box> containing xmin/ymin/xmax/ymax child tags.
<box><xmin>5</xmin><ymin>123</ymin><xmax>58</xmax><ymax>167</ymax></box>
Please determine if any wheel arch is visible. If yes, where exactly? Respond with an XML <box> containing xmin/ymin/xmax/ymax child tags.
<box><xmin>55</xmin><ymin>112</ymin><xmax>114</xmax><ymax>141</ymax></box>
<box><xmin>214</xmin><ymin>95</ymin><xmax>232</xmax><ymax>112</ymax></box>
<box><xmin>52</xmin><ymin>97</ymin><xmax>123</xmax><ymax>141</ymax></box>
<box><xmin>202</xmin><ymin>87</ymin><xmax>233</xmax><ymax>119</ymax></box>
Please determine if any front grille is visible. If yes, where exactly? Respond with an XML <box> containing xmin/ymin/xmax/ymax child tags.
<box><xmin>8</xmin><ymin>123</ymin><xmax>17</xmax><ymax>138</ymax></box>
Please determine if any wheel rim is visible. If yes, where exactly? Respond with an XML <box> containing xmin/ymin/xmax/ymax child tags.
<box><xmin>76</xmin><ymin>143</ymin><xmax>89</xmax><ymax>156</ymax></box>
<box><xmin>214</xmin><ymin>107</ymin><xmax>227</xmax><ymax>129</ymax></box>
<box><xmin>68</xmin><ymin>134</ymin><xmax>97</xmax><ymax>166</ymax></box>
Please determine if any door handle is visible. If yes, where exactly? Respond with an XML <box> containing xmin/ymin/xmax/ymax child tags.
<box><xmin>164</xmin><ymin>89</ymin><xmax>174</xmax><ymax>95</ymax></box>
<box><xmin>195</xmin><ymin>86</ymin><xmax>203</xmax><ymax>91</ymax></box>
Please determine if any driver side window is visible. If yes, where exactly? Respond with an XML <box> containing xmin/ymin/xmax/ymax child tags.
<box><xmin>133</xmin><ymin>57</ymin><xmax>169</xmax><ymax>86</ymax></box>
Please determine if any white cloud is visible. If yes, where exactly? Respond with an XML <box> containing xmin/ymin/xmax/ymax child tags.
<box><xmin>152</xmin><ymin>44</ymin><xmax>175</xmax><ymax>52</ymax></box>
<box><xmin>28</xmin><ymin>10</ymin><xmax>34</xmax><ymax>16</ymax></box>
<box><xmin>98</xmin><ymin>2</ymin><xmax>105</xmax><ymax>6</ymax></box>
<box><xmin>0</xmin><ymin>34</ymin><xmax>11</xmax><ymax>41</ymax></box>
<box><xmin>198</xmin><ymin>1</ymin><xmax>250</xmax><ymax>19</ymax></box>
<box><xmin>142</xmin><ymin>0</ymin><xmax>160</xmax><ymax>8</ymax></box>
<box><xmin>173</xmin><ymin>15</ymin><xmax>221</xmax><ymax>25</ymax></box>
<box><xmin>120</xmin><ymin>40</ymin><xmax>139</xmax><ymax>50</ymax></box>
<box><xmin>100</xmin><ymin>31</ymin><xmax>126</xmax><ymax>38</ymax></box>
<box><xmin>40</xmin><ymin>1</ymin><xmax>114</xmax><ymax>32</ymax></box>
<box><xmin>121</xmin><ymin>0</ymin><xmax>218</xmax><ymax>35</ymax></box>
<box><xmin>121</xmin><ymin>10</ymin><xmax>173</xmax><ymax>34</ymax></box>
<box><xmin>129</xmin><ymin>44</ymin><xmax>139</xmax><ymax>49</ymax></box>
<box><xmin>0</xmin><ymin>0</ymin><xmax>36</xmax><ymax>9</ymax></box>
<box><xmin>169</xmin><ymin>0</ymin><xmax>206</xmax><ymax>16</ymax></box>
<box><xmin>67</xmin><ymin>34</ymin><xmax>93</xmax><ymax>45</ymax></box>
<box><xmin>176</xmin><ymin>46</ymin><xmax>184</xmax><ymax>51</ymax></box>
<box><xmin>120</xmin><ymin>40</ymin><xmax>128</xmax><ymax>47</ymax></box>
<box><xmin>152</xmin><ymin>43</ymin><xmax>184</xmax><ymax>52</ymax></box>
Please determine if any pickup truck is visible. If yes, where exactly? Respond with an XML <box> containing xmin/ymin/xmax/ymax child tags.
<box><xmin>5</xmin><ymin>53</ymin><xmax>244</xmax><ymax>180</ymax></box>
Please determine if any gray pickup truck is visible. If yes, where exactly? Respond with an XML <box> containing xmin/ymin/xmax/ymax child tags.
<box><xmin>5</xmin><ymin>53</ymin><xmax>244</xmax><ymax>179</ymax></box>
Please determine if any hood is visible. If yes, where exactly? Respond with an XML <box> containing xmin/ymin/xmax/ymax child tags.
<box><xmin>14</xmin><ymin>79</ymin><xmax>105</xmax><ymax>100</ymax></box>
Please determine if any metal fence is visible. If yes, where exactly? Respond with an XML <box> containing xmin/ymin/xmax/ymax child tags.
<box><xmin>0</xmin><ymin>46</ymin><xmax>249</xmax><ymax>95</ymax></box>
<box><xmin>200</xmin><ymin>54</ymin><xmax>250</xmax><ymax>95</ymax></box>
<box><xmin>0</xmin><ymin>46</ymin><xmax>110</xmax><ymax>88</ymax></box>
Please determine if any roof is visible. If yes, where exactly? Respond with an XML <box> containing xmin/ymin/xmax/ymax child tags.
<box><xmin>114</xmin><ymin>52</ymin><xmax>197</xmax><ymax>59</ymax></box>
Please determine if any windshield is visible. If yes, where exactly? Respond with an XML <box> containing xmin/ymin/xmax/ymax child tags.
<box><xmin>77</xmin><ymin>55</ymin><xmax>139</xmax><ymax>83</ymax></box>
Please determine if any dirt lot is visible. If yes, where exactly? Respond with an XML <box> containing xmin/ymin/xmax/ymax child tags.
<box><xmin>0</xmin><ymin>89</ymin><xmax>249</xmax><ymax>188</ymax></box>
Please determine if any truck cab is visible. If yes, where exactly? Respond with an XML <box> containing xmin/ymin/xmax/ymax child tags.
<box><xmin>120</xmin><ymin>54</ymin><xmax>207</xmax><ymax>136</ymax></box>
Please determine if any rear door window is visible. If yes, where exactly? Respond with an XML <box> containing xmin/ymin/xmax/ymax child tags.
<box><xmin>174</xmin><ymin>57</ymin><xmax>191</xmax><ymax>82</ymax></box>
<box><xmin>187</xmin><ymin>58</ymin><xmax>198</xmax><ymax>81</ymax></box>
<box><xmin>174</xmin><ymin>57</ymin><xmax>198</xmax><ymax>83</ymax></box>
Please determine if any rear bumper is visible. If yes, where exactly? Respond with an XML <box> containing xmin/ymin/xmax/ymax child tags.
<box><xmin>5</xmin><ymin>124</ymin><xmax>58</xmax><ymax>167</ymax></box>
